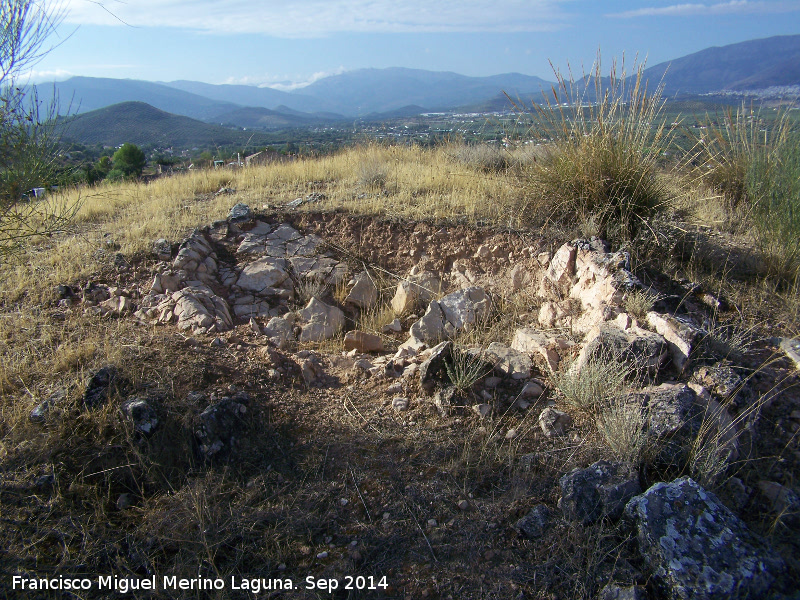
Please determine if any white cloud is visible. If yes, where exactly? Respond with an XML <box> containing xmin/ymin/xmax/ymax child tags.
<box><xmin>61</xmin><ymin>0</ymin><xmax>569</xmax><ymax>35</ymax></box>
<box><xmin>220</xmin><ymin>67</ymin><xmax>347</xmax><ymax>89</ymax></box>
<box><xmin>24</xmin><ymin>69</ymin><xmax>75</xmax><ymax>83</ymax></box>
<box><xmin>609</xmin><ymin>0</ymin><xmax>800</xmax><ymax>18</ymax></box>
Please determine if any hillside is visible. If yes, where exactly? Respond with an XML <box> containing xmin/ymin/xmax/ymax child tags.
<box><xmin>209</xmin><ymin>106</ymin><xmax>344</xmax><ymax>130</ymax></box>
<box><xmin>643</xmin><ymin>34</ymin><xmax>800</xmax><ymax>95</ymax></box>
<box><xmin>59</xmin><ymin>101</ymin><xmax>274</xmax><ymax>148</ymax></box>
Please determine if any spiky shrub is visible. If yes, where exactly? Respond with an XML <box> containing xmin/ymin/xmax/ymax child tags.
<box><xmin>518</xmin><ymin>56</ymin><xmax>673</xmax><ymax>241</ymax></box>
<box><xmin>445</xmin><ymin>346</ymin><xmax>492</xmax><ymax>393</ymax></box>
<box><xmin>552</xmin><ymin>350</ymin><xmax>633</xmax><ymax>414</ymax></box>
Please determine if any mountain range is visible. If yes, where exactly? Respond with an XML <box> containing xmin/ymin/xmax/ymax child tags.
<box><xmin>40</xmin><ymin>34</ymin><xmax>800</xmax><ymax>146</ymax></box>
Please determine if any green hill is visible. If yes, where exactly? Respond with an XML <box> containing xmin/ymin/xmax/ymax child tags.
<box><xmin>59</xmin><ymin>101</ymin><xmax>274</xmax><ymax>149</ymax></box>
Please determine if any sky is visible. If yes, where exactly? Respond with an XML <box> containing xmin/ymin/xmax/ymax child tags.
<box><xmin>25</xmin><ymin>0</ymin><xmax>800</xmax><ymax>89</ymax></box>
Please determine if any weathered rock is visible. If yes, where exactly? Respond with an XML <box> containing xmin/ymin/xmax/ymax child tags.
<box><xmin>196</xmin><ymin>394</ymin><xmax>249</xmax><ymax>458</ymax></box>
<box><xmin>152</xmin><ymin>238</ymin><xmax>172</xmax><ymax>261</ymax></box>
<box><xmin>99</xmin><ymin>294</ymin><xmax>134</xmax><ymax>316</ymax></box>
<box><xmin>538</xmin><ymin>407</ymin><xmax>573</xmax><ymax>437</ymax></box>
<box><xmin>438</xmin><ymin>286</ymin><xmax>490</xmax><ymax>332</ymax></box>
<box><xmin>263</xmin><ymin>316</ymin><xmax>295</xmax><ymax>347</ymax></box>
<box><xmin>300</xmin><ymin>354</ymin><xmax>326</xmax><ymax>386</ymax></box>
<box><xmin>392</xmin><ymin>397</ymin><xmax>409</xmax><ymax>412</ymax></box>
<box><xmin>345</xmin><ymin>272</ymin><xmax>378</xmax><ymax>309</ymax></box>
<box><xmin>433</xmin><ymin>386</ymin><xmax>459</xmax><ymax>416</ymax></box>
<box><xmin>514</xmin><ymin>504</ymin><xmax>550</xmax><ymax>539</ymax></box>
<box><xmin>171</xmin><ymin>286</ymin><xmax>233</xmax><ymax>333</ymax></box>
<box><xmin>511</xmin><ymin>328</ymin><xmax>571</xmax><ymax>372</ymax></box>
<box><xmin>757</xmin><ymin>480</ymin><xmax>800</xmax><ymax>521</ymax></box>
<box><xmin>624</xmin><ymin>477</ymin><xmax>785</xmax><ymax>600</ymax></box>
<box><xmin>298</xmin><ymin>297</ymin><xmax>345</xmax><ymax>342</ymax></box>
<box><xmin>647</xmin><ymin>312</ymin><xmax>701</xmax><ymax>374</ymax></box>
<box><xmin>30</xmin><ymin>389</ymin><xmax>66</xmax><ymax>423</ymax></box>
<box><xmin>776</xmin><ymin>337</ymin><xmax>800</xmax><ymax>371</ymax></box>
<box><xmin>472</xmin><ymin>403</ymin><xmax>491</xmax><ymax>419</ymax></box>
<box><xmin>408</xmin><ymin>300</ymin><xmax>446</xmax><ymax>344</ymax></box>
<box><xmin>542</xmin><ymin>243</ymin><xmax>577</xmax><ymax>292</ymax></box>
<box><xmin>485</xmin><ymin>342</ymin><xmax>532</xmax><ymax>380</ymax></box>
<box><xmin>577</xmin><ymin>322</ymin><xmax>668</xmax><ymax>375</ymax></box>
<box><xmin>627</xmin><ymin>383</ymin><xmax>698</xmax><ymax>440</ymax></box>
<box><xmin>116</xmin><ymin>493</ymin><xmax>135</xmax><ymax>511</ymax></box>
<box><xmin>236</xmin><ymin>256</ymin><xmax>289</xmax><ymax>293</ymax></box>
<box><xmin>343</xmin><ymin>330</ymin><xmax>384</xmax><ymax>353</ymax></box>
<box><xmin>520</xmin><ymin>380</ymin><xmax>544</xmax><ymax>399</ymax></box>
<box><xmin>559</xmin><ymin>460</ymin><xmax>640</xmax><ymax>524</ymax></box>
<box><xmin>120</xmin><ymin>397</ymin><xmax>158</xmax><ymax>435</ymax></box>
<box><xmin>597</xmin><ymin>584</ymin><xmax>647</xmax><ymax>600</ymax></box>
<box><xmin>382</xmin><ymin>318</ymin><xmax>403</xmax><ymax>334</ymax></box>
<box><xmin>391</xmin><ymin>271</ymin><xmax>444</xmax><ymax>315</ymax></box>
<box><xmin>228</xmin><ymin>203</ymin><xmax>252</xmax><ymax>223</ymax></box>
<box><xmin>83</xmin><ymin>366</ymin><xmax>122</xmax><ymax>409</ymax></box>
<box><xmin>419</xmin><ymin>341</ymin><xmax>453</xmax><ymax>392</ymax></box>
<box><xmin>692</xmin><ymin>362</ymin><xmax>746</xmax><ymax>402</ymax></box>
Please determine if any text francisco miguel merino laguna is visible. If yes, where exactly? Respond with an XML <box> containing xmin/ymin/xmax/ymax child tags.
<box><xmin>12</xmin><ymin>574</ymin><xmax>389</xmax><ymax>594</ymax></box>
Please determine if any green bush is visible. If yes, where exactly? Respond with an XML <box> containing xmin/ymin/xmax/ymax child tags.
<box><xmin>518</xmin><ymin>57</ymin><xmax>673</xmax><ymax>241</ymax></box>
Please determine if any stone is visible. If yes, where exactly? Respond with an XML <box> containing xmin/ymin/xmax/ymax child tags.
<box><xmin>485</xmin><ymin>342</ymin><xmax>532</xmax><ymax>380</ymax></box>
<box><xmin>30</xmin><ymin>389</ymin><xmax>66</xmax><ymax>423</ymax></box>
<box><xmin>438</xmin><ymin>286</ymin><xmax>490</xmax><ymax>332</ymax></box>
<box><xmin>263</xmin><ymin>316</ymin><xmax>295</xmax><ymax>347</ymax></box>
<box><xmin>647</xmin><ymin>312</ymin><xmax>701</xmax><ymax>374</ymax></box>
<box><xmin>691</xmin><ymin>362</ymin><xmax>747</xmax><ymax>404</ymax></box>
<box><xmin>543</xmin><ymin>243</ymin><xmax>577</xmax><ymax>291</ymax></box>
<box><xmin>757</xmin><ymin>480</ymin><xmax>800</xmax><ymax>519</ymax></box>
<box><xmin>120</xmin><ymin>396</ymin><xmax>158</xmax><ymax>435</ymax></box>
<box><xmin>559</xmin><ymin>460</ymin><xmax>641</xmax><ymax>524</ymax></box>
<box><xmin>382</xmin><ymin>318</ymin><xmax>403</xmax><ymax>334</ymax></box>
<box><xmin>627</xmin><ymin>383</ymin><xmax>698</xmax><ymax>440</ymax></box>
<box><xmin>688</xmin><ymin>383</ymin><xmax>739</xmax><ymax>462</ymax></box>
<box><xmin>116</xmin><ymin>493</ymin><xmax>136</xmax><ymax>510</ymax></box>
<box><xmin>484</xmin><ymin>376</ymin><xmax>502</xmax><ymax>389</ymax></box>
<box><xmin>171</xmin><ymin>286</ymin><xmax>233</xmax><ymax>334</ymax></box>
<box><xmin>511</xmin><ymin>328</ymin><xmax>570</xmax><ymax>372</ymax></box>
<box><xmin>777</xmin><ymin>337</ymin><xmax>800</xmax><ymax>370</ymax></box>
<box><xmin>300</xmin><ymin>355</ymin><xmax>326</xmax><ymax>386</ymax></box>
<box><xmin>152</xmin><ymin>238</ymin><xmax>172</xmax><ymax>261</ymax></box>
<box><xmin>624</xmin><ymin>477</ymin><xmax>785</xmax><ymax>600</ymax></box>
<box><xmin>576</xmin><ymin>322</ymin><xmax>668</xmax><ymax>376</ymax></box>
<box><xmin>472</xmin><ymin>403</ymin><xmax>491</xmax><ymax>419</ymax></box>
<box><xmin>228</xmin><ymin>203</ymin><xmax>252</xmax><ymax>222</ymax></box>
<box><xmin>392</xmin><ymin>397</ymin><xmax>409</xmax><ymax>412</ymax></box>
<box><xmin>514</xmin><ymin>504</ymin><xmax>550</xmax><ymax>539</ymax></box>
<box><xmin>298</xmin><ymin>297</ymin><xmax>345</xmax><ymax>342</ymax></box>
<box><xmin>538</xmin><ymin>407</ymin><xmax>572</xmax><ymax>437</ymax></box>
<box><xmin>343</xmin><ymin>330</ymin><xmax>384</xmax><ymax>353</ymax></box>
<box><xmin>195</xmin><ymin>394</ymin><xmax>249</xmax><ymax>458</ymax></box>
<box><xmin>419</xmin><ymin>341</ymin><xmax>453</xmax><ymax>392</ymax></box>
<box><xmin>520</xmin><ymin>380</ymin><xmax>544</xmax><ymax>398</ymax></box>
<box><xmin>433</xmin><ymin>386</ymin><xmax>459</xmax><ymax>416</ymax></box>
<box><xmin>408</xmin><ymin>301</ymin><xmax>446</xmax><ymax>344</ymax></box>
<box><xmin>83</xmin><ymin>365</ymin><xmax>122</xmax><ymax>409</ymax></box>
<box><xmin>597</xmin><ymin>584</ymin><xmax>647</xmax><ymax>600</ymax></box>
<box><xmin>236</xmin><ymin>256</ymin><xmax>289</xmax><ymax>293</ymax></box>
<box><xmin>391</xmin><ymin>271</ymin><xmax>443</xmax><ymax>315</ymax></box>
<box><xmin>345</xmin><ymin>272</ymin><xmax>378</xmax><ymax>309</ymax></box>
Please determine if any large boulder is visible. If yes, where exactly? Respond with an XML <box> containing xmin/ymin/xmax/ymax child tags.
<box><xmin>298</xmin><ymin>297</ymin><xmax>345</xmax><ymax>342</ymax></box>
<box><xmin>625</xmin><ymin>477</ymin><xmax>785</xmax><ymax>600</ymax></box>
<box><xmin>559</xmin><ymin>460</ymin><xmax>641</xmax><ymax>524</ymax></box>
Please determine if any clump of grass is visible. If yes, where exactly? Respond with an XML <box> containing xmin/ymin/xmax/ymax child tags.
<box><xmin>357</xmin><ymin>153</ymin><xmax>389</xmax><ymax>189</ymax></box>
<box><xmin>518</xmin><ymin>55</ymin><xmax>674</xmax><ymax>242</ymax></box>
<box><xmin>552</xmin><ymin>350</ymin><xmax>633</xmax><ymax>414</ymax></box>
<box><xmin>622</xmin><ymin>288</ymin><xmax>659</xmax><ymax>320</ymax></box>
<box><xmin>447</xmin><ymin>142</ymin><xmax>510</xmax><ymax>172</ymax></box>
<box><xmin>445</xmin><ymin>346</ymin><xmax>493</xmax><ymax>392</ymax></box>
<box><xmin>597</xmin><ymin>401</ymin><xmax>650</xmax><ymax>464</ymax></box>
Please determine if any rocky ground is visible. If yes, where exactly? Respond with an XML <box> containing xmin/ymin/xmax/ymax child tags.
<box><xmin>2</xmin><ymin>203</ymin><xmax>799</xmax><ymax>599</ymax></box>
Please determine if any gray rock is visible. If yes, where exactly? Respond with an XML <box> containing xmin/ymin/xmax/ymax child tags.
<box><xmin>171</xmin><ymin>286</ymin><xmax>233</xmax><ymax>334</ymax></box>
<box><xmin>692</xmin><ymin>362</ymin><xmax>753</xmax><ymax>410</ymax></box>
<box><xmin>485</xmin><ymin>342</ymin><xmax>532</xmax><ymax>380</ymax></box>
<box><xmin>391</xmin><ymin>271</ymin><xmax>444</xmax><ymax>315</ymax></box>
<box><xmin>152</xmin><ymin>238</ymin><xmax>172</xmax><ymax>261</ymax></box>
<box><xmin>408</xmin><ymin>300</ymin><xmax>446</xmax><ymax>344</ymax></box>
<box><xmin>438</xmin><ymin>286</ymin><xmax>490</xmax><ymax>331</ymax></box>
<box><xmin>236</xmin><ymin>256</ymin><xmax>289</xmax><ymax>293</ymax></box>
<box><xmin>433</xmin><ymin>386</ymin><xmax>459</xmax><ymax>416</ymax></box>
<box><xmin>298</xmin><ymin>297</ymin><xmax>345</xmax><ymax>342</ymax></box>
<box><xmin>559</xmin><ymin>460</ymin><xmax>640</xmax><ymax>524</ymax></box>
<box><xmin>598</xmin><ymin>584</ymin><xmax>647</xmax><ymax>600</ymax></box>
<box><xmin>83</xmin><ymin>366</ymin><xmax>122</xmax><ymax>409</ymax></box>
<box><xmin>263</xmin><ymin>316</ymin><xmax>296</xmax><ymax>347</ymax></box>
<box><xmin>758</xmin><ymin>480</ymin><xmax>800</xmax><ymax>522</ymax></box>
<box><xmin>121</xmin><ymin>396</ymin><xmax>158</xmax><ymax>435</ymax></box>
<box><xmin>514</xmin><ymin>504</ymin><xmax>550</xmax><ymax>539</ymax></box>
<box><xmin>196</xmin><ymin>394</ymin><xmax>249</xmax><ymax>458</ymax></box>
<box><xmin>345</xmin><ymin>272</ymin><xmax>378</xmax><ymax>309</ymax></box>
<box><xmin>538</xmin><ymin>407</ymin><xmax>572</xmax><ymax>437</ymax></box>
<box><xmin>577</xmin><ymin>322</ymin><xmax>668</xmax><ymax>376</ymax></box>
<box><xmin>777</xmin><ymin>337</ymin><xmax>800</xmax><ymax>370</ymax></box>
<box><xmin>419</xmin><ymin>341</ymin><xmax>453</xmax><ymax>392</ymax></box>
<box><xmin>392</xmin><ymin>397</ymin><xmax>409</xmax><ymax>412</ymax></box>
<box><xmin>625</xmin><ymin>477</ymin><xmax>785</xmax><ymax>600</ymax></box>
<box><xmin>30</xmin><ymin>389</ymin><xmax>66</xmax><ymax>423</ymax></box>
<box><xmin>647</xmin><ymin>312</ymin><xmax>701</xmax><ymax>374</ymax></box>
<box><xmin>116</xmin><ymin>493</ymin><xmax>135</xmax><ymax>510</ymax></box>
<box><xmin>228</xmin><ymin>203</ymin><xmax>252</xmax><ymax>222</ymax></box>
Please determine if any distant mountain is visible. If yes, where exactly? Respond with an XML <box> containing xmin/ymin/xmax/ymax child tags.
<box><xmin>294</xmin><ymin>68</ymin><xmax>552</xmax><ymax>115</ymax></box>
<box><xmin>59</xmin><ymin>102</ymin><xmax>273</xmax><ymax>149</ymax></box>
<box><xmin>644</xmin><ymin>35</ymin><xmax>800</xmax><ymax>95</ymax></box>
<box><xmin>33</xmin><ymin>76</ymin><xmax>240</xmax><ymax>120</ymax></box>
<box><xmin>209</xmin><ymin>106</ymin><xmax>343</xmax><ymax>130</ymax></box>
<box><xmin>163</xmin><ymin>80</ymin><xmax>328</xmax><ymax>114</ymax></box>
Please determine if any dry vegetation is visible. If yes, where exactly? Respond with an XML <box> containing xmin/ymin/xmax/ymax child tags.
<box><xmin>1</xmin><ymin>82</ymin><xmax>800</xmax><ymax>599</ymax></box>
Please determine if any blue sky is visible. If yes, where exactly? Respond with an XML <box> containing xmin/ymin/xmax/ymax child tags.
<box><xmin>27</xmin><ymin>0</ymin><xmax>800</xmax><ymax>88</ymax></box>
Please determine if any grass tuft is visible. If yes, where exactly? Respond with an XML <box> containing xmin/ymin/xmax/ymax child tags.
<box><xmin>552</xmin><ymin>350</ymin><xmax>633</xmax><ymax>414</ymax></box>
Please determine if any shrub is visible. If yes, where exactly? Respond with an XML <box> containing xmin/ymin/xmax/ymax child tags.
<box><xmin>597</xmin><ymin>401</ymin><xmax>650</xmax><ymax>464</ymax></box>
<box><xmin>518</xmin><ymin>56</ymin><xmax>674</xmax><ymax>242</ymax></box>
<box><xmin>448</xmin><ymin>142</ymin><xmax>510</xmax><ymax>172</ymax></box>
<box><xmin>445</xmin><ymin>346</ymin><xmax>492</xmax><ymax>392</ymax></box>
<box><xmin>552</xmin><ymin>350</ymin><xmax>633</xmax><ymax>414</ymax></box>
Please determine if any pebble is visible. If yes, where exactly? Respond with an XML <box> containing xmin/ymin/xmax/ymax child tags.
<box><xmin>458</xmin><ymin>499</ymin><xmax>470</xmax><ymax>511</ymax></box>
<box><xmin>505</xmin><ymin>428</ymin><xmax>518</xmax><ymax>440</ymax></box>
<box><xmin>392</xmin><ymin>397</ymin><xmax>409</xmax><ymax>412</ymax></box>
<box><xmin>316</xmin><ymin>551</ymin><xmax>328</xmax><ymax>559</ymax></box>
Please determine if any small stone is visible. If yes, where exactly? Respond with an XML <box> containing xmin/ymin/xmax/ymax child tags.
<box><xmin>505</xmin><ymin>428</ymin><xmax>518</xmax><ymax>439</ymax></box>
<box><xmin>457</xmin><ymin>499</ymin><xmax>470</xmax><ymax>511</ymax></box>
<box><xmin>316</xmin><ymin>551</ymin><xmax>329</xmax><ymax>559</ymax></box>
<box><xmin>392</xmin><ymin>397</ymin><xmax>409</xmax><ymax>412</ymax></box>
<box><xmin>116</xmin><ymin>493</ymin><xmax>135</xmax><ymax>510</ymax></box>
<box><xmin>484</xmin><ymin>376</ymin><xmax>502</xmax><ymax>389</ymax></box>
<box><xmin>382</xmin><ymin>318</ymin><xmax>403</xmax><ymax>334</ymax></box>
<box><xmin>514</xmin><ymin>504</ymin><xmax>550</xmax><ymax>539</ymax></box>
<box><xmin>520</xmin><ymin>381</ymin><xmax>544</xmax><ymax>398</ymax></box>
<box><xmin>472</xmin><ymin>403</ymin><xmax>491</xmax><ymax>419</ymax></box>
<box><xmin>427</xmin><ymin>519</ymin><xmax>437</xmax><ymax>527</ymax></box>
<box><xmin>538</xmin><ymin>407</ymin><xmax>572</xmax><ymax>437</ymax></box>
<box><xmin>340</xmin><ymin>498</ymin><xmax>349</xmax><ymax>506</ymax></box>
<box><xmin>343</xmin><ymin>330</ymin><xmax>384</xmax><ymax>353</ymax></box>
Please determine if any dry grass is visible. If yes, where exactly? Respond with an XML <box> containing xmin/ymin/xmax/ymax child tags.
<box><xmin>552</xmin><ymin>351</ymin><xmax>634</xmax><ymax>415</ymax></box>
